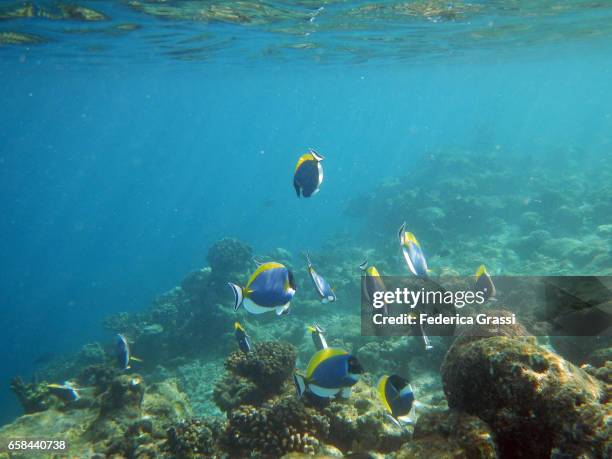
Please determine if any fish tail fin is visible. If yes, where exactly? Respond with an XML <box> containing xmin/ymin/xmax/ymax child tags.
<box><xmin>359</xmin><ymin>259</ymin><xmax>368</xmax><ymax>271</ymax></box>
<box><xmin>475</xmin><ymin>264</ymin><xmax>487</xmax><ymax>277</ymax></box>
<box><xmin>385</xmin><ymin>413</ymin><xmax>403</xmax><ymax>428</ymax></box>
<box><xmin>293</xmin><ymin>373</ymin><xmax>306</xmax><ymax>397</ymax></box>
<box><xmin>407</xmin><ymin>401</ymin><xmax>418</xmax><ymax>424</ymax></box>
<box><xmin>228</xmin><ymin>283</ymin><xmax>244</xmax><ymax>311</ymax></box>
<box><xmin>294</xmin><ymin>179</ymin><xmax>301</xmax><ymax>197</ymax></box>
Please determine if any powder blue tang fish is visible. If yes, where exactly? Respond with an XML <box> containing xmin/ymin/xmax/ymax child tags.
<box><xmin>377</xmin><ymin>374</ymin><xmax>417</xmax><ymax>427</ymax></box>
<box><xmin>307</xmin><ymin>323</ymin><xmax>328</xmax><ymax>351</ymax></box>
<box><xmin>293</xmin><ymin>149</ymin><xmax>324</xmax><ymax>197</ymax></box>
<box><xmin>294</xmin><ymin>348</ymin><xmax>363</xmax><ymax>399</ymax></box>
<box><xmin>305</xmin><ymin>252</ymin><xmax>336</xmax><ymax>303</ymax></box>
<box><xmin>234</xmin><ymin>321</ymin><xmax>251</xmax><ymax>354</ymax></box>
<box><xmin>228</xmin><ymin>262</ymin><xmax>296</xmax><ymax>315</ymax></box>
<box><xmin>116</xmin><ymin>334</ymin><xmax>142</xmax><ymax>370</ymax></box>
<box><xmin>398</xmin><ymin>222</ymin><xmax>429</xmax><ymax>277</ymax></box>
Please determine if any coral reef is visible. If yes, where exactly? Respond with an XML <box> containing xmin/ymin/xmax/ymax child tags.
<box><xmin>207</xmin><ymin>237</ymin><xmax>253</xmax><ymax>282</ymax></box>
<box><xmin>10</xmin><ymin>378</ymin><xmax>58</xmax><ymax>414</ymax></box>
<box><xmin>164</xmin><ymin>359</ymin><xmax>223</xmax><ymax>417</ymax></box>
<box><xmin>345</xmin><ymin>149</ymin><xmax>612</xmax><ymax>276</ymax></box>
<box><xmin>100</xmin><ymin>238</ymin><xmax>258</xmax><ymax>368</ymax></box>
<box><xmin>213</xmin><ymin>341</ymin><xmax>297</xmax><ymax>412</ymax></box>
<box><xmin>165</xmin><ymin>417</ymin><xmax>225</xmax><ymax>457</ymax></box>
<box><xmin>391</xmin><ymin>410</ymin><xmax>497</xmax><ymax>458</ymax></box>
<box><xmin>320</xmin><ymin>378</ymin><xmax>409</xmax><ymax>453</ymax></box>
<box><xmin>214</xmin><ymin>347</ymin><xmax>416</xmax><ymax>457</ymax></box>
<box><xmin>223</xmin><ymin>397</ymin><xmax>328</xmax><ymax>457</ymax></box>
<box><xmin>1</xmin><ymin>375</ymin><xmax>192</xmax><ymax>458</ymax></box>
<box><xmin>3</xmin><ymin>222</ymin><xmax>609</xmax><ymax>458</ymax></box>
<box><xmin>38</xmin><ymin>342</ymin><xmax>109</xmax><ymax>385</ymax></box>
<box><xmin>441</xmin><ymin>335</ymin><xmax>610</xmax><ymax>458</ymax></box>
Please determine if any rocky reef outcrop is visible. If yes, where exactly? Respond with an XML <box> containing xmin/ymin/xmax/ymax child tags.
<box><xmin>441</xmin><ymin>335</ymin><xmax>611</xmax><ymax>458</ymax></box>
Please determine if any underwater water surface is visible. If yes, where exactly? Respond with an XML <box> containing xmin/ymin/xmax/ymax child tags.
<box><xmin>0</xmin><ymin>1</ymin><xmax>611</xmax><ymax>457</ymax></box>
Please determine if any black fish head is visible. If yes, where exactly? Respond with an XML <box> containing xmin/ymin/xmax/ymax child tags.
<box><xmin>388</xmin><ymin>374</ymin><xmax>409</xmax><ymax>391</ymax></box>
<box><xmin>348</xmin><ymin>356</ymin><xmax>364</xmax><ymax>375</ymax></box>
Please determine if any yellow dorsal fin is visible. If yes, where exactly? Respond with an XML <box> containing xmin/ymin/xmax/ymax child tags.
<box><xmin>405</xmin><ymin>232</ymin><xmax>420</xmax><ymax>246</ymax></box>
<box><xmin>246</xmin><ymin>262</ymin><xmax>284</xmax><ymax>288</ymax></box>
<box><xmin>377</xmin><ymin>375</ymin><xmax>392</xmax><ymax>414</ymax></box>
<box><xmin>235</xmin><ymin>322</ymin><xmax>245</xmax><ymax>332</ymax></box>
<box><xmin>306</xmin><ymin>325</ymin><xmax>316</xmax><ymax>332</ymax></box>
<box><xmin>475</xmin><ymin>264</ymin><xmax>487</xmax><ymax>277</ymax></box>
<box><xmin>306</xmin><ymin>348</ymin><xmax>348</xmax><ymax>379</ymax></box>
<box><xmin>367</xmin><ymin>266</ymin><xmax>381</xmax><ymax>277</ymax></box>
<box><xmin>294</xmin><ymin>152</ymin><xmax>314</xmax><ymax>172</ymax></box>
<box><xmin>130</xmin><ymin>356</ymin><xmax>143</xmax><ymax>362</ymax></box>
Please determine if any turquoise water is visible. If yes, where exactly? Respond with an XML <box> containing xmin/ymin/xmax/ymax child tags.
<box><xmin>1</xmin><ymin>0</ymin><xmax>611</xmax><ymax>435</ymax></box>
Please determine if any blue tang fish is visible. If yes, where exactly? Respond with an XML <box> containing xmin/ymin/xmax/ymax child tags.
<box><xmin>293</xmin><ymin>149</ymin><xmax>324</xmax><ymax>197</ymax></box>
<box><xmin>377</xmin><ymin>374</ymin><xmax>417</xmax><ymax>427</ymax></box>
<box><xmin>294</xmin><ymin>347</ymin><xmax>363</xmax><ymax>399</ymax></box>
<box><xmin>228</xmin><ymin>262</ymin><xmax>296</xmax><ymax>315</ymax></box>
<box><xmin>234</xmin><ymin>322</ymin><xmax>251</xmax><ymax>354</ymax></box>
<box><xmin>474</xmin><ymin>264</ymin><xmax>496</xmax><ymax>302</ymax></box>
<box><xmin>307</xmin><ymin>323</ymin><xmax>328</xmax><ymax>351</ymax></box>
<box><xmin>398</xmin><ymin>222</ymin><xmax>428</xmax><ymax>277</ymax></box>
<box><xmin>305</xmin><ymin>252</ymin><xmax>336</xmax><ymax>303</ymax></box>
<box><xmin>47</xmin><ymin>381</ymin><xmax>80</xmax><ymax>402</ymax></box>
<box><xmin>117</xmin><ymin>334</ymin><xmax>142</xmax><ymax>370</ymax></box>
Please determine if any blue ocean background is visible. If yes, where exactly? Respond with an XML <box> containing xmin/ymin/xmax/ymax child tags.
<box><xmin>1</xmin><ymin>1</ymin><xmax>612</xmax><ymax>425</ymax></box>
